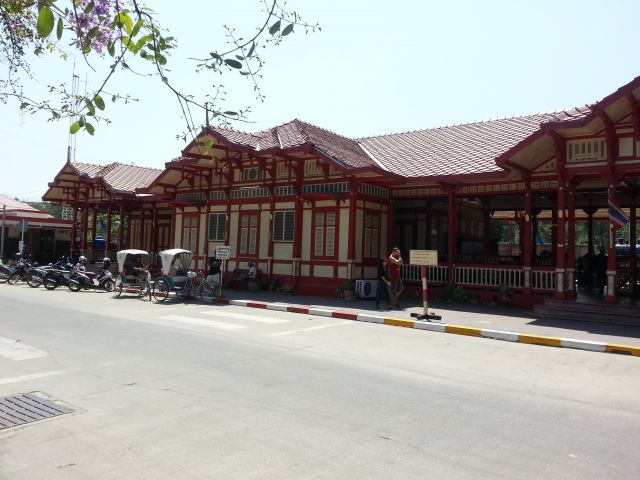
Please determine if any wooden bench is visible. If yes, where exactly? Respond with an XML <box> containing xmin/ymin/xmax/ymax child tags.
<box><xmin>227</xmin><ymin>268</ymin><xmax>261</xmax><ymax>290</ymax></box>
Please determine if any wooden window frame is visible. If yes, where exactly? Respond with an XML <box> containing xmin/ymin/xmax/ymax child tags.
<box><xmin>312</xmin><ymin>208</ymin><xmax>338</xmax><ymax>260</ymax></box>
<box><xmin>273</xmin><ymin>210</ymin><xmax>295</xmax><ymax>242</ymax></box>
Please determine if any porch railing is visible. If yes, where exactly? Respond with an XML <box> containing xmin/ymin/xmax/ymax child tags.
<box><xmin>531</xmin><ymin>269</ymin><xmax>556</xmax><ymax>291</ymax></box>
<box><xmin>455</xmin><ymin>266</ymin><xmax>524</xmax><ymax>288</ymax></box>
<box><xmin>401</xmin><ymin>264</ymin><xmax>557</xmax><ymax>292</ymax></box>
<box><xmin>400</xmin><ymin>265</ymin><xmax>449</xmax><ymax>283</ymax></box>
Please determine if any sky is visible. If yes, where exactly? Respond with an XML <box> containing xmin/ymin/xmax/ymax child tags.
<box><xmin>1</xmin><ymin>0</ymin><xmax>640</xmax><ymax>201</ymax></box>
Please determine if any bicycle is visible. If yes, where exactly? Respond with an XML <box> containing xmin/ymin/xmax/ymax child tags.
<box><xmin>174</xmin><ymin>271</ymin><xmax>222</xmax><ymax>303</ymax></box>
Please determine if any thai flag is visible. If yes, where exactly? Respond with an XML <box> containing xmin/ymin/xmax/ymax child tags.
<box><xmin>608</xmin><ymin>197</ymin><xmax>629</xmax><ymax>228</ymax></box>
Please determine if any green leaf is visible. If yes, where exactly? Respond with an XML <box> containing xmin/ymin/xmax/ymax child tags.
<box><xmin>79</xmin><ymin>115</ymin><xmax>86</xmax><ymax>127</ymax></box>
<box><xmin>115</xmin><ymin>12</ymin><xmax>134</xmax><ymax>35</ymax></box>
<box><xmin>156</xmin><ymin>54</ymin><xmax>167</xmax><ymax>65</ymax></box>
<box><xmin>224</xmin><ymin>58</ymin><xmax>242</xmax><ymax>69</ymax></box>
<box><xmin>239</xmin><ymin>71</ymin><xmax>250</xmax><ymax>76</ymax></box>
<box><xmin>247</xmin><ymin>42</ymin><xmax>256</xmax><ymax>58</ymax></box>
<box><xmin>85</xmin><ymin>123</ymin><xmax>95</xmax><ymax>135</ymax></box>
<box><xmin>210</xmin><ymin>52</ymin><xmax>221</xmax><ymax>61</ymax></box>
<box><xmin>84</xmin><ymin>1</ymin><xmax>95</xmax><ymax>14</ymax></box>
<box><xmin>107</xmin><ymin>41</ymin><xmax>115</xmax><ymax>57</ymax></box>
<box><xmin>269</xmin><ymin>20</ymin><xmax>281</xmax><ymax>35</ymax></box>
<box><xmin>36</xmin><ymin>6</ymin><xmax>55</xmax><ymax>38</ymax></box>
<box><xmin>282</xmin><ymin>24</ymin><xmax>294</xmax><ymax>36</ymax></box>
<box><xmin>56</xmin><ymin>17</ymin><xmax>63</xmax><ymax>40</ymax></box>
<box><xmin>85</xmin><ymin>99</ymin><xmax>95</xmax><ymax>115</ymax></box>
<box><xmin>70</xmin><ymin>121</ymin><xmax>81</xmax><ymax>134</ymax></box>
<box><xmin>131</xmin><ymin>18</ymin><xmax>144</xmax><ymax>37</ymax></box>
<box><xmin>94</xmin><ymin>94</ymin><xmax>105</xmax><ymax>110</ymax></box>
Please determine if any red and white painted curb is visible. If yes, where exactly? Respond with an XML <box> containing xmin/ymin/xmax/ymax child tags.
<box><xmin>225</xmin><ymin>299</ymin><xmax>640</xmax><ymax>358</ymax></box>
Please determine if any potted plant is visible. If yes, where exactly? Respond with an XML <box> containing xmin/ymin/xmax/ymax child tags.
<box><xmin>498</xmin><ymin>284</ymin><xmax>514</xmax><ymax>307</ymax></box>
<box><xmin>342</xmin><ymin>281</ymin><xmax>356</xmax><ymax>301</ymax></box>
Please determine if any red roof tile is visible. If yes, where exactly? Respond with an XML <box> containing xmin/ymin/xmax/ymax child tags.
<box><xmin>69</xmin><ymin>162</ymin><xmax>162</xmax><ymax>193</ymax></box>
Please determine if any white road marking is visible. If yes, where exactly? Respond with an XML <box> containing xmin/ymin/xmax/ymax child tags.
<box><xmin>159</xmin><ymin>315</ymin><xmax>245</xmax><ymax>331</ymax></box>
<box><xmin>0</xmin><ymin>370</ymin><xmax>66</xmax><ymax>385</ymax></box>
<box><xmin>475</xmin><ymin>321</ymin><xmax>493</xmax><ymax>324</ymax></box>
<box><xmin>270</xmin><ymin>321</ymin><xmax>354</xmax><ymax>337</ymax></box>
<box><xmin>202</xmin><ymin>310</ymin><xmax>289</xmax><ymax>324</ymax></box>
<box><xmin>0</xmin><ymin>336</ymin><xmax>49</xmax><ymax>361</ymax></box>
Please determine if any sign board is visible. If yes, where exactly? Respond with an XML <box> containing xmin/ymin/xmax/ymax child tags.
<box><xmin>410</xmin><ymin>249</ymin><xmax>438</xmax><ymax>266</ymax></box>
<box><xmin>215</xmin><ymin>245</ymin><xmax>231</xmax><ymax>260</ymax></box>
<box><xmin>19</xmin><ymin>220</ymin><xmax>29</xmax><ymax>233</ymax></box>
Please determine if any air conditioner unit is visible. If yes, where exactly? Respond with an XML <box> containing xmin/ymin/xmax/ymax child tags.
<box><xmin>355</xmin><ymin>279</ymin><xmax>377</xmax><ymax>299</ymax></box>
<box><xmin>243</xmin><ymin>167</ymin><xmax>260</xmax><ymax>182</ymax></box>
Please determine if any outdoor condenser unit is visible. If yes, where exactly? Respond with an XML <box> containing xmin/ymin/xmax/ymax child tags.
<box><xmin>355</xmin><ymin>279</ymin><xmax>377</xmax><ymax>299</ymax></box>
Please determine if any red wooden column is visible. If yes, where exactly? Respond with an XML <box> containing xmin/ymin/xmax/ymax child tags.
<box><xmin>523</xmin><ymin>189</ymin><xmax>533</xmax><ymax>293</ymax></box>
<box><xmin>554</xmin><ymin>184</ymin><xmax>567</xmax><ymax>299</ymax></box>
<box><xmin>106</xmin><ymin>205</ymin><xmax>112</xmax><ymax>257</ymax></box>
<box><xmin>70</xmin><ymin>204</ymin><xmax>78</xmax><ymax>253</ymax></box>
<box><xmin>90</xmin><ymin>207</ymin><xmax>98</xmax><ymax>259</ymax></box>
<box><xmin>292</xmin><ymin>195</ymin><xmax>304</xmax><ymax>284</ymax></box>
<box><xmin>386</xmin><ymin>198</ymin><xmax>395</xmax><ymax>256</ymax></box>
<box><xmin>80</xmin><ymin>204</ymin><xmax>89</xmax><ymax>252</ymax></box>
<box><xmin>566</xmin><ymin>187</ymin><xmax>577</xmax><ymax>299</ymax></box>
<box><xmin>425</xmin><ymin>201</ymin><xmax>431</xmax><ymax>249</ymax></box>
<box><xmin>118</xmin><ymin>206</ymin><xmax>125</xmax><ymax>250</ymax></box>
<box><xmin>606</xmin><ymin>183</ymin><xmax>618</xmax><ymax>304</ymax></box>
<box><xmin>447</xmin><ymin>191</ymin><xmax>457</xmax><ymax>283</ymax></box>
<box><xmin>139</xmin><ymin>208</ymin><xmax>146</xmax><ymax>250</ymax></box>
<box><xmin>347</xmin><ymin>192</ymin><xmax>356</xmax><ymax>261</ymax></box>
<box><xmin>551</xmin><ymin>205</ymin><xmax>558</xmax><ymax>262</ymax></box>
<box><xmin>630</xmin><ymin>195</ymin><xmax>638</xmax><ymax>297</ymax></box>
<box><xmin>151</xmin><ymin>208</ymin><xmax>158</xmax><ymax>254</ymax></box>
<box><xmin>482</xmin><ymin>198</ymin><xmax>492</xmax><ymax>255</ymax></box>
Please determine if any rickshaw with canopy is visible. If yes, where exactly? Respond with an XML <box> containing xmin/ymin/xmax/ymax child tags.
<box><xmin>151</xmin><ymin>249</ymin><xmax>195</xmax><ymax>302</ymax></box>
<box><xmin>114</xmin><ymin>249</ymin><xmax>151</xmax><ymax>298</ymax></box>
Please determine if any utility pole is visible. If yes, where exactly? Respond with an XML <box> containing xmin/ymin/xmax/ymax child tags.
<box><xmin>1</xmin><ymin>204</ymin><xmax>5</xmax><ymax>262</ymax></box>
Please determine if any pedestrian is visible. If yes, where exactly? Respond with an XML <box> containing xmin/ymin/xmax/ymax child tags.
<box><xmin>375</xmin><ymin>257</ymin><xmax>390</xmax><ymax>309</ymax></box>
<box><xmin>595</xmin><ymin>245</ymin><xmax>607</xmax><ymax>297</ymax></box>
<box><xmin>387</xmin><ymin>247</ymin><xmax>404</xmax><ymax>309</ymax></box>
<box><xmin>207</xmin><ymin>257</ymin><xmax>221</xmax><ymax>286</ymax></box>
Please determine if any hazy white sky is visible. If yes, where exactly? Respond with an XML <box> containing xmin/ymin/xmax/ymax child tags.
<box><xmin>2</xmin><ymin>0</ymin><xmax>639</xmax><ymax>200</ymax></box>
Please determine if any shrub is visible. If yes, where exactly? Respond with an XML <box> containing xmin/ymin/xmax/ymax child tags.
<box><xmin>441</xmin><ymin>283</ymin><xmax>470</xmax><ymax>303</ymax></box>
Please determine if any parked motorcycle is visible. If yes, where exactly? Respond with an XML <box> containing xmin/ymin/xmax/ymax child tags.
<box><xmin>0</xmin><ymin>263</ymin><xmax>15</xmax><ymax>283</ymax></box>
<box><xmin>42</xmin><ymin>261</ymin><xmax>75</xmax><ymax>290</ymax></box>
<box><xmin>26</xmin><ymin>264</ymin><xmax>51</xmax><ymax>288</ymax></box>
<box><xmin>68</xmin><ymin>266</ymin><xmax>115</xmax><ymax>292</ymax></box>
<box><xmin>7</xmin><ymin>261</ymin><xmax>35</xmax><ymax>285</ymax></box>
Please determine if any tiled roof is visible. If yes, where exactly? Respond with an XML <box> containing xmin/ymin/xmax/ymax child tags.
<box><xmin>69</xmin><ymin>162</ymin><xmax>162</xmax><ymax>193</ymax></box>
<box><xmin>0</xmin><ymin>194</ymin><xmax>39</xmax><ymax>211</ymax></box>
<box><xmin>359</xmin><ymin>113</ymin><xmax>572</xmax><ymax>177</ymax></box>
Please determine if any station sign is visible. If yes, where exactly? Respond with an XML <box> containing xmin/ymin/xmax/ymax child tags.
<box><xmin>215</xmin><ymin>245</ymin><xmax>231</xmax><ymax>260</ymax></box>
<box><xmin>409</xmin><ymin>249</ymin><xmax>438</xmax><ymax>266</ymax></box>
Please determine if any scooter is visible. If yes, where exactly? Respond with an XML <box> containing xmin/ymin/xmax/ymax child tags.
<box><xmin>68</xmin><ymin>266</ymin><xmax>115</xmax><ymax>292</ymax></box>
<box><xmin>42</xmin><ymin>262</ymin><xmax>75</xmax><ymax>290</ymax></box>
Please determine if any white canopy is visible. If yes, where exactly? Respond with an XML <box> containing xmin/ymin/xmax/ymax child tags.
<box><xmin>158</xmin><ymin>249</ymin><xmax>192</xmax><ymax>275</ymax></box>
<box><xmin>116</xmin><ymin>249</ymin><xmax>149</xmax><ymax>271</ymax></box>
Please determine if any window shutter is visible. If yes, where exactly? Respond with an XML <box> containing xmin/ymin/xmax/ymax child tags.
<box><xmin>326</xmin><ymin>227</ymin><xmax>335</xmax><ymax>257</ymax></box>
<box><xmin>314</xmin><ymin>227</ymin><xmax>324</xmax><ymax>256</ymax></box>
<box><xmin>284</xmin><ymin>211</ymin><xmax>295</xmax><ymax>241</ymax></box>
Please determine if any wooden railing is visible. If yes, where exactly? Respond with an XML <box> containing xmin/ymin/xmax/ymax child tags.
<box><xmin>400</xmin><ymin>264</ymin><xmax>449</xmax><ymax>283</ymax></box>
<box><xmin>455</xmin><ymin>266</ymin><xmax>524</xmax><ymax>288</ymax></box>
<box><xmin>531</xmin><ymin>269</ymin><xmax>556</xmax><ymax>291</ymax></box>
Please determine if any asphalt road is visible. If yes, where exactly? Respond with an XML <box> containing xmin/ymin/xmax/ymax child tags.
<box><xmin>0</xmin><ymin>284</ymin><xmax>639</xmax><ymax>479</ymax></box>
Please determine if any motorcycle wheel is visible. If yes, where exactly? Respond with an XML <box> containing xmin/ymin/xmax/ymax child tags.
<box><xmin>152</xmin><ymin>278</ymin><xmax>170</xmax><ymax>302</ymax></box>
<box><xmin>0</xmin><ymin>271</ymin><xmax>10</xmax><ymax>283</ymax></box>
<box><xmin>27</xmin><ymin>274</ymin><xmax>42</xmax><ymax>288</ymax></box>
<box><xmin>114</xmin><ymin>276</ymin><xmax>123</xmax><ymax>297</ymax></box>
<box><xmin>7</xmin><ymin>272</ymin><xmax>20</xmax><ymax>285</ymax></box>
<box><xmin>103</xmin><ymin>279</ymin><xmax>115</xmax><ymax>292</ymax></box>
<box><xmin>44</xmin><ymin>278</ymin><xmax>58</xmax><ymax>290</ymax></box>
<box><xmin>69</xmin><ymin>281</ymin><xmax>81</xmax><ymax>292</ymax></box>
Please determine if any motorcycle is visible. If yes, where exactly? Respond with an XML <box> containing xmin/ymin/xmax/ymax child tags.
<box><xmin>7</xmin><ymin>261</ymin><xmax>35</xmax><ymax>285</ymax></box>
<box><xmin>0</xmin><ymin>263</ymin><xmax>15</xmax><ymax>283</ymax></box>
<box><xmin>26</xmin><ymin>264</ymin><xmax>51</xmax><ymax>288</ymax></box>
<box><xmin>68</xmin><ymin>266</ymin><xmax>115</xmax><ymax>292</ymax></box>
<box><xmin>42</xmin><ymin>261</ymin><xmax>75</xmax><ymax>290</ymax></box>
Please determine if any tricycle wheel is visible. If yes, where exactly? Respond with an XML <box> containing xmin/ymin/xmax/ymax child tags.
<box><xmin>152</xmin><ymin>278</ymin><xmax>170</xmax><ymax>302</ymax></box>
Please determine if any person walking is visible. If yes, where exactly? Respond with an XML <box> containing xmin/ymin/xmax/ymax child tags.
<box><xmin>375</xmin><ymin>257</ymin><xmax>390</xmax><ymax>309</ymax></box>
<box><xmin>387</xmin><ymin>247</ymin><xmax>404</xmax><ymax>309</ymax></box>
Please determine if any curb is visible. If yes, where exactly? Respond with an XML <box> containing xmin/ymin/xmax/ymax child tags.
<box><xmin>224</xmin><ymin>299</ymin><xmax>640</xmax><ymax>357</ymax></box>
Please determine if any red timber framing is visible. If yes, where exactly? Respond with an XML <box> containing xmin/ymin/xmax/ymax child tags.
<box><xmin>42</xmin><ymin>76</ymin><xmax>640</xmax><ymax>309</ymax></box>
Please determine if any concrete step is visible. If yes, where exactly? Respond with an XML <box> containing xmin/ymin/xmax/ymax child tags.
<box><xmin>533</xmin><ymin>305</ymin><xmax>640</xmax><ymax>326</ymax></box>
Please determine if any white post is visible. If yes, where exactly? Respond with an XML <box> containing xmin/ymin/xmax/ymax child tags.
<box><xmin>0</xmin><ymin>205</ymin><xmax>5</xmax><ymax>261</ymax></box>
<box><xmin>20</xmin><ymin>219</ymin><xmax>26</xmax><ymax>254</ymax></box>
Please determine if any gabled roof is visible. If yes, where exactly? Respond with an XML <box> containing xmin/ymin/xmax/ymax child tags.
<box><xmin>359</xmin><ymin>112</ymin><xmax>577</xmax><ymax>177</ymax></box>
<box><xmin>69</xmin><ymin>162</ymin><xmax>162</xmax><ymax>193</ymax></box>
<box><xmin>0</xmin><ymin>194</ymin><xmax>39</xmax><ymax>212</ymax></box>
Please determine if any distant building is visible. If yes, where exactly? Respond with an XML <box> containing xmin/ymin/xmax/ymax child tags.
<box><xmin>0</xmin><ymin>194</ymin><xmax>73</xmax><ymax>263</ymax></box>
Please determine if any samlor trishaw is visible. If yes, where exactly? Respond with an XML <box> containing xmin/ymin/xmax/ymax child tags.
<box><xmin>115</xmin><ymin>249</ymin><xmax>151</xmax><ymax>298</ymax></box>
<box><xmin>151</xmin><ymin>249</ymin><xmax>195</xmax><ymax>302</ymax></box>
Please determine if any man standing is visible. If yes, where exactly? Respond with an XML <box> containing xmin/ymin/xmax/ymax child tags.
<box><xmin>387</xmin><ymin>247</ymin><xmax>404</xmax><ymax>309</ymax></box>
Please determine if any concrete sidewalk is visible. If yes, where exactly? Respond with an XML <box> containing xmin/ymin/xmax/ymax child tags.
<box><xmin>219</xmin><ymin>289</ymin><xmax>640</xmax><ymax>352</ymax></box>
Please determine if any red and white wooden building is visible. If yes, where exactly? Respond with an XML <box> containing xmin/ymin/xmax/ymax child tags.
<box><xmin>43</xmin><ymin>76</ymin><xmax>640</xmax><ymax>306</ymax></box>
